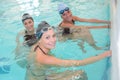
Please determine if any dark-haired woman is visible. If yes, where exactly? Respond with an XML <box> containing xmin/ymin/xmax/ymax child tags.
<box><xmin>15</xmin><ymin>13</ymin><xmax>36</xmax><ymax>68</ymax></box>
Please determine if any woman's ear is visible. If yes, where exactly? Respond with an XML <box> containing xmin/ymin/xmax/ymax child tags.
<box><xmin>38</xmin><ymin>40</ymin><xmax>41</xmax><ymax>43</ymax></box>
<box><xmin>38</xmin><ymin>39</ymin><xmax>42</xmax><ymax>44</ymax></box>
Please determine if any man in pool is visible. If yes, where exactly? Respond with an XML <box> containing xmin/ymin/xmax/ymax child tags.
<box><xmin>57</xmin><ymin>3</ymin><xmax>110</xmax><ymax>53</ymax></box>
<box><xmin>24</xmin><ymin>21</ymin><xmax>111</xmax><ymax>80</ymax></box>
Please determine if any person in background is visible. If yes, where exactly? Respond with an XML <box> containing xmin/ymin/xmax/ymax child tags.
<box><xmin>25</xmin><ymin>21</ymin><xmax>111</xmax><ymax>80</ymax></box>
<box><xmin>58</xmin><ymin>3</ymin><xmax>110</xmax><ymax>29</ymax></box>
<box><xmin>16</xmin><ymin>13</ymin><xmax>37</xmax><ymax>47</ymax></box>
<box><xmin>57</xmin><ymin>3</ymin><xmax>110</xmax><ymax>53</ymax></box>
<box><xmin>15</xmin><ymin>13</ymin><xmax>37</xmax><ymax>68</ymax></box>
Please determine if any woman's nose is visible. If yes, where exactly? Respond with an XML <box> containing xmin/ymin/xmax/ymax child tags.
<box><xmin>65</xmin><ymin>12</ymin><xmax>70</xmax><ymax>17</ymax></box>
<box><xmin>51</xmin><ymin>37</ymin><xmax>56</xmax><ymax>42</ymax></box>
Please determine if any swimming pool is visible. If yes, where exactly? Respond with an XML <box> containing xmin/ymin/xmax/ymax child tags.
<box><xmin>0</xmin><ymin>0</ymin><xmax>111</xmax><ymax>80</ymax></box>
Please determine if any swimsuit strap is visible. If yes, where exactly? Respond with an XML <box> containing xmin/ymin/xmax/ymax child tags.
<box><xmin>38</xmin><ymin>46</ymin><xmax>47</xmax><ymax>55</ymax></box>
<box><xmin>34</xmin><ymin>45</ymin><xmax>47</xmax><ymax>55</ymax></box>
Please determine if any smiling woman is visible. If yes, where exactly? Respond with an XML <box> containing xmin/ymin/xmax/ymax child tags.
<box><xmin>57</xmin><ymin>2</ymin><xmax>110</xmax><ymax>53</ymax></box>
<box><xmin>21</xmin><ymin>21</ymin><xmax>111</xmax><ymax>80</ymax></box>
<box><xmin>15</xmin><ymin>13</ymin><xmax>36</xmax><ymax>68</ymax></box>
<box><xmin>0</xmin><ymin>0</ymin><xmax>111</xmax><ymax>80</ymax></box>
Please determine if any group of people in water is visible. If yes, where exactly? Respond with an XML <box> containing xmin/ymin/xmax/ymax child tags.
<box><xmin>15</xmin><ymin>3</ymin><xmax>111</xmax><ymax>80</ymax></box>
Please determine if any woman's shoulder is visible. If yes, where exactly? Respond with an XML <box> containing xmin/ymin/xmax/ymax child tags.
<box><xmin>59</xmin><ymin>21</ymin><xmax>71</xmax><ymax>28</ymax></box>
<box><xmin>16</xmin><ymin>29</ymin><xmax>26</xmax><ymax>41</ymax></box>
<box><xmin>58</xmin><ymin>21</ymin><xmax>64</xmax><ymax>27</ymax></box>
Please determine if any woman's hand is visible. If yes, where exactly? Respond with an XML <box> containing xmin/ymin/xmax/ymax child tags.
<box><xmin>102</xmin><ymin>50</ymin><xmax>112</xmax><ymax>57</ymax></box>
<box><xmin>106</xmin><ymin>21</ymin><xmax>111</xmax><ymax>25</ymax></box>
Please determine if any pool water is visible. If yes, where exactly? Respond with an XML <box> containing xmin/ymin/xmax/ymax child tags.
<box><xmin>0</xmin><ymin>0</ymin><xmax>111</xmax><ymax>80</ymax></box>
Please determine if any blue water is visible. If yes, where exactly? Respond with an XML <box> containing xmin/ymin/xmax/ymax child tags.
<box><xmin>0</xmin><ymin>0</ymin><xmax>110</xmax><ymax>80</ymax></box>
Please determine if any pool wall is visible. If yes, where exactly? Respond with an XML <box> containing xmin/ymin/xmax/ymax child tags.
<box><xmin>111</xmin><ymin>0</ymin><xmax>120</xmax><ymax>80</ymax></box>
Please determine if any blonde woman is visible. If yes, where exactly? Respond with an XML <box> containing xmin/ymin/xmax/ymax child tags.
<box><xmin>25</xmin><ymin>21</ymin><xmax>111</xmax><ymax>80</ymax></box>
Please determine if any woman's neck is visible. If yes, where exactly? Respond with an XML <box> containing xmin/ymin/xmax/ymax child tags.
<box><xmin>26</xmin><ymin>29</ymin><xmax>35</xmax><ymax>35</ymax></box>
<box><xmin>63</xmin><ymin>19</ymin><xmax>74</xmax><ymax>24</ymax></box>
<box><xmin>38</xmin><ymin>44</ymin><xmax>50</xmax><ymax>54</ymax></box>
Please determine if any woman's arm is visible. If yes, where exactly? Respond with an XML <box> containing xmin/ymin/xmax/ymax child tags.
<box><xmin>15</xmin><ymin>30</ymin><xmax>25</xmax><ymax>54</ymax></box>
<box><xmin>73</xmin><ymin>16</ymin><xmax>110</xmax><ymax>24</ymax></box>
<box><xmin>59</xmin><ymin>22</ymin><xmax>109</xmax><ymax>29</ymax></box>
<box><xmin>36</xmin><ymin>50</ymin><xmax>111</xmax><ymax>67</ymax></box>
<box><xmin>16</xmin><ymin>30</ymin><xmax>25</xmax><ymax>45</ymax></box>
<box><xmin>15</xmin><ymin>30</ymin><xmax>27</xmax><ymax>68</ymax></box>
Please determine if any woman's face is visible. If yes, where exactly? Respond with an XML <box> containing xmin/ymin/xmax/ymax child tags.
<box><xmin>40</xmin><ymin>29</ymin><xmax>56</xmax><ymax>50</ymax></box>
<box><xmin>61</xmin><ymin>10</ymin><xmax>73</xmax><ymax>22</ymax></box>
<box><xmin>23</xmin><ymin>19</ymin><xmax>34</xmax><ymax>32</ymax></box>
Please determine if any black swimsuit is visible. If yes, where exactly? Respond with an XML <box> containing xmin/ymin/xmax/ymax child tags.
<box><xmin>24</xmin><ymin>30</ymin><xmax>36</xmax><ymax>41</ymax></box>
<box><xmin>24</xmin><ymin>30</ymin><xmax>37</xmax><ymax>46</ymax></box>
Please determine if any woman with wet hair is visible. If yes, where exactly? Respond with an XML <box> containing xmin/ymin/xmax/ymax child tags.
<box><xmin>57</xmin><ymin>3</ymin><xmax>110</xmax><ymax>53</ymax></box>
<box><xmin>15</xmin><ymin>13</ymin><xmax>37</xmax><ymax>68</ymax></box>
<box><xmin>25</xmin><ymin>21</ymin><xmax>111</xmax><ymax>80</ymax></box>
<box><xmin>16</xmin><ymin>13</ymin><xmax>37</xmax><ymax>46</ymax></box>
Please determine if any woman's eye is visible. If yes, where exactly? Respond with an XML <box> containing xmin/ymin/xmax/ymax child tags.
<box><xmin>62</xmin><ymin>14</ymin><xmax>65</xmax><ymax>16</ymax></box>
<box><xmin>24</xmin><ymin>23</ymin><xmax>27</xmax><ymax>25</ymax></box>
<box><xmin>29</xmin><ymin>21</ymin><xmax>32</xmax><ymax>24</ymax></box>
<box><xmin>67</xmin><ymin>10</ymin><xmax>70</xmax><ymax>13</ymax></box>
<box><xmin>53</xmin><ymin>34</ymin><xmax>56</xmax><ymax>37</ymax></box>
<box><xmin>46</xmin><ymin>36</ymin><xmax>50</xmax><ymax>39</ymax></box>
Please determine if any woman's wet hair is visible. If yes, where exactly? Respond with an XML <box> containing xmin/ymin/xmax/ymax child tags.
<box><xmin>22</xmin><ymin>13</ymin><xmax>34</xmax><ymax>23</ymax></box>
<box><xmin>36</xmin><ymin>21</ymin><xmax>51</xmax><ymax>39</ymax></box>
<box><xmin>24</xmin><ymin>21</ymin><xmax>51</xmax><ymax>46</ymax></box>
<box><xmin>24</xmin><ymin>34</ymin><xmax>37</xmax><ymax>47</ymax></box>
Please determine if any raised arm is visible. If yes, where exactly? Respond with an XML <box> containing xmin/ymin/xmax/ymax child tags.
<box><xmin>36</xmin><ymin>50</ymin><xmax>111</xmax><ymax>67</ymax></box>
<box><xmin>73</xmin><ymin>16</ymin><xmax>110</xmax><ymax>24</ymax></box>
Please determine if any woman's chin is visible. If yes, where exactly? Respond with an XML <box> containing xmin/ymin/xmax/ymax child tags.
<box><xmin>29</xmin><ymin>29</ymin><xmax>34</xmax><ymax>32</ymax></box>
<box><xmin>47</xmin><ymin>46</ymin><xmax>55</xmax><ymax>50</ymax></box>
<box><xmin>51</xmin><ymin>46</ymin><xmax>55</xmax><ymax>49</ymax></box>
<box><xmin>50</xmin><ymin>46</ymin><xmax>55</xmax><ymax>49</ymax></box>
<box><xmin>67</xmin><ymin>18</ymin><xmax>73</xmax><ymax>22</ymax></box>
